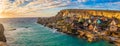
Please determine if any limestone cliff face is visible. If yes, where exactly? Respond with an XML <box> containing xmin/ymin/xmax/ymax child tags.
<box><xmin>59</xmin><ymin>9</ymin><xmax>120</xmax><ymax>19</ymax></box>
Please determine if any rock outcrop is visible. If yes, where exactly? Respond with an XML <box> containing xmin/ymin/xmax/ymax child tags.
<box><xmin>0</xmin><ymin>24</ymin><xmax>6</xmax><ymax>42</ymax></box>
<box><xmin>0</xmin><ymin>24</ymin><xmax>7</xmax><ymax>46</ymax></box>
<box><xmin>37</xmin><ymin>9</ymin><xmax>120</xmax><ymax>46</ymax></box>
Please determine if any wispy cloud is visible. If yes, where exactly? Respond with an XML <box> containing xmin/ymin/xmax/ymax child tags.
<box><xmin>0</xmin><ymin>0</ymin><xmax>72</xmax><ymax>17</ymax></box>
<box><xmin>0</xmin><ymin>0</ymin><xmax>120</xmax><ymax>18</ymax></box>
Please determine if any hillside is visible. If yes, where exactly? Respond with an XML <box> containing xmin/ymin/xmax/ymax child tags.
<box><xmin>58</xmin><ymin>9</ymin><xmax>120</xmax><ymax>19</ymax></box>
<box><xmin>37</xmin><ymin>9</ymin><xmax>120</xmax><ymax>46</ymax></box>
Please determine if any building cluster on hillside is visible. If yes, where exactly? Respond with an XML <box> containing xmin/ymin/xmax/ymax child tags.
<box><xmin>37</xmin><ymin>11</ymin><xmax>120</xmax><ymax>46</ymax></box>
<box><xmin>55</xmin><ymin>14</ymin><xmax>120</xmax><ymax>33</ymax></box>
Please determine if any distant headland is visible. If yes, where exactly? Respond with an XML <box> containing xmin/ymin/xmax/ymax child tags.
<box><xmin>37</xmin><ymin>9</ymin><xmax>120</xmax><ymax>46</ymax></box>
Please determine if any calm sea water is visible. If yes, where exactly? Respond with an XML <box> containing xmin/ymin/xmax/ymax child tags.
<box><xmin>0</xmin><ymin>18</ymin><xmax>114</xmax><ymax>46</ymax></box>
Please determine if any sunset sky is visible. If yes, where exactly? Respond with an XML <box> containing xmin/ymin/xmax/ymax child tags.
<box><xmin>0</xmin><ymin>0</ymin><xmax>120</xmax><ymax>18</ymax></box>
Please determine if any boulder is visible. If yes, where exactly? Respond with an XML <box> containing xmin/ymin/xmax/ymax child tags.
<box><xmin>0</xmin><ymin>42</ymin><xmax>7</xmax><ymax>46</ymax></box>
<box><xmin>85</xmin><ymin>31</ymin><xmax>95</xmax><ymax>42</ymax></box>
<box><xmin>77</xmin><ymin>30</ymin><xmax>85</xmax><ymax>37</ymax></box>
<box><xmin>114</xmin><ymin>39</ymin><xmax>120</xmax><ymax>46</ymax></box>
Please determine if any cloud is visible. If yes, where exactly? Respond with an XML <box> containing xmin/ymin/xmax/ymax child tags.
<box><xmin>1</xmin><ymin>0</ymin><xmax>120</xmax><ymax>18</ymax></box>
<box><xmin>0</xmin><ymin>0</ymin><xmax>72</xmax><ymax>17</ymax></box>
<box><xmin>77</xmin><ymin>0</ymin><xmax>86</xmax><ymax>2</ymax></box>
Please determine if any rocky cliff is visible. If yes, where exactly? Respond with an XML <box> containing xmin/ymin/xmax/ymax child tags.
<box><xmin>37</xmin><ymin>9</ymin><xmax>120</xmax><ymax>46</ymax></box>
<box><xmin>0</xmin><ymin>24</ymin><xmax>7</xmax><ymax>46</ymax></box>
<box><xmin>37</xmin><ymin>9</ymin><xmax>120</xmax><ymax>25</ymax></box>
<box><xmin>61</xmin><ymin>9</ymin><xmax>120</xmax><ymax>18</ymax></box>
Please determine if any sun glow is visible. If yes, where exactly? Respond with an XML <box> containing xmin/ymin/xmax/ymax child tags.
<box><xmin>0</xmin><ymin>0</ymin><xmax>71</xmax><ymax>18</ymax></box>
<box><xmin>0</xmin><ymin>10</ymin><xmax>4</xmax><ymax>18</ymax></box>
<box><xmin>0</xmin><ymin>13</ymin><xmax>4</xmax><ymax>18</ymax></box>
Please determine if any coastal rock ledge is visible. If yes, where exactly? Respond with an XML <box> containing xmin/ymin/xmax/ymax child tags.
<box><xmin>37</xmin><ymin>9</ymin><xmax>120</xmax><ymax>46</ymax></box>
<box><xmin>0</xmin><ymin>24</ymin><xmax>7</xmax><ymax>46</ymax></box>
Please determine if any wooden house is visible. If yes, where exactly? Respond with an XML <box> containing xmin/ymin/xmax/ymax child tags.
<box><xmin>93</xmin><ymin>26</ymin><xmax>98</xmax><ymax>32</ymax></box>
<box><xmin>109</xmin><ymin>19</ymin><xmax>118</xmax><ymax>32</ymax></box>
<box><xmin>88</xmin><ymin>24</ymin><xmax>94</xmax><ymax>31</ymax></box>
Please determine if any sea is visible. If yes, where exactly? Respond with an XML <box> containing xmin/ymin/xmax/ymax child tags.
<box><xmin>0</xmin><ymin>18</ymin><xmax>114</xmax><ymax>46</ymax></box>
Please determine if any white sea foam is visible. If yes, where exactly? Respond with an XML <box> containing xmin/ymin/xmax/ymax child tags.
<box><xmin>4</xmin><ymin>27</ymin><xmax>32</xmax><ymax>46</ymax></box>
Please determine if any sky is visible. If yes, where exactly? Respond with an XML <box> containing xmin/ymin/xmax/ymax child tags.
<box><xmin>0</xmin><ymin>0</ymin><xmax>120</xmax><ymax>18</ymax></box>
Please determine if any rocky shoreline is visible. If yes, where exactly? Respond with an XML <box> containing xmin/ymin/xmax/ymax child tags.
<box><xmin>37</xmin><ymin>9</ymin><xmax>120</xmax><ymax>46</ymax></box>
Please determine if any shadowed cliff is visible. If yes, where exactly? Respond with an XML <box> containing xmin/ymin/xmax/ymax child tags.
<box><xmin>0</xmin><ymin>24</ymin><xmax>7</xmax><ymax>46</ymax></box>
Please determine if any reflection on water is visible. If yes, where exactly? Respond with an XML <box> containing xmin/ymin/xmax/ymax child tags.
<box><xmin>0</xmin><ymin>18</ymin><xmax>114</xmax><ymax>46</ymax></box>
